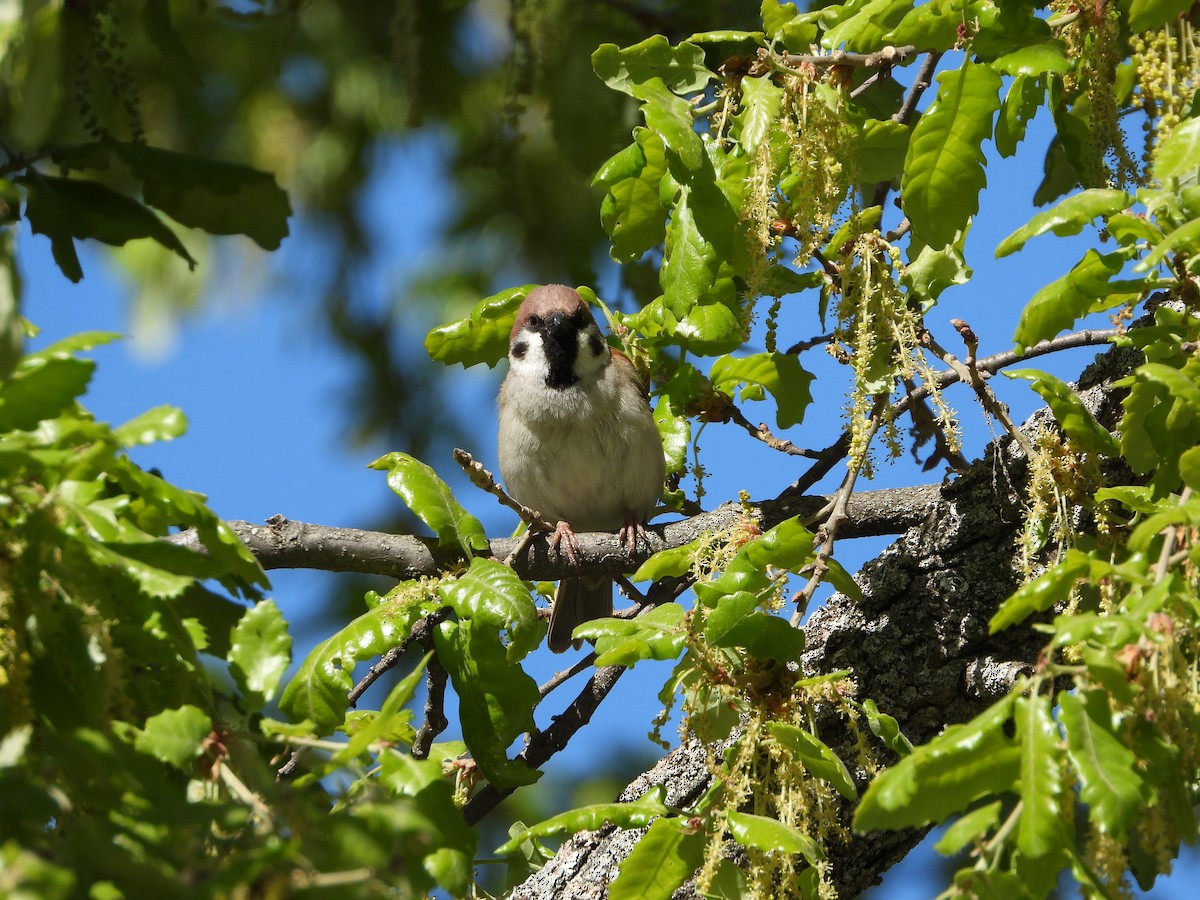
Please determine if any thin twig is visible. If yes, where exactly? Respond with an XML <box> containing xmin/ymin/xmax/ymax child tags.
<box><xmin>785</xmin><ymin>332</ymin><xmax>834</xmax><ymax>355</ymax></box>
<box><xmin>1154</xmin><ymin>487</ymin><xmax>1192</xmax><ymax>582</ymax></box>
<box><xmin>781</xmin><ymin>44</ymin><xmax>918</xmax><ymax>70</ymax></box>
<box><xmin>412</xmin><ymin>653</ymin><xmax>449</xmax><ymax>759</ymax></box>
<box><xmin>537</xmin><ymin>652</ymin><xmax>597</xmax><ymax>699</ymax></box>
<box><xmin>726</xmin><ymin>402</ymin><xmax>822</xmax><ymax>458</ymax></box>
<box><xmin>453</xmin><ymin>448</ymin><xmax>547</xmax><ymax>528</ymax></box>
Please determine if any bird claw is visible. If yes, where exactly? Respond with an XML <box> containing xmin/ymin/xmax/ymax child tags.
<box><xmin>618</xmin><ymin>512</ymin><xmax>648</xmax><ymax>558</ymax></box>
<box><xmin>549</xmin><ymin>520</ymin><xmax>582</xmax><ymax>568</ymax></box>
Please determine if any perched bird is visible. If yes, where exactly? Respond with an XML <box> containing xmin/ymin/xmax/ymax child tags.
<box><xmin>498</xmin><ymin>284</ymin><xmax>665</xmax><ymax>652</ymax></box>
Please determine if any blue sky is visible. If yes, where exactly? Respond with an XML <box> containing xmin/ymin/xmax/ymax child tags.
<box><xmin>20</xmin><ymin>98</ymin><xmax>1199</xmax><ymax>896</ymax></box>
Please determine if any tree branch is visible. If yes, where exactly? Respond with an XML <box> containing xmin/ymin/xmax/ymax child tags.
<box><xmin>169</xmin><ymin>485</ymin><xmax>944</xmax><ymax>583</ymax></box>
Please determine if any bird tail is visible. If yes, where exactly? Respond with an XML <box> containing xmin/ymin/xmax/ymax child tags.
<box><xmin>548</xmin><ymin>577</ymin><xmax>612</xmax><ymax>653</ymax></box>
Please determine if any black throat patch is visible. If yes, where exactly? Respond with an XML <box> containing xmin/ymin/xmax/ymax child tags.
<box><xmin>541</xmin><ymin>328</ymin><xmax>579</xmax><ymax>389</ymax></box>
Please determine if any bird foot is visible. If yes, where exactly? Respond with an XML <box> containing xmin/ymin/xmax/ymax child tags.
<box><xmin>618</xmin><ymin>512</ymin><xmax>649</xmax><ymax>558</ymax></box>
<box><xmin>549</xmin><ymin>520</ymin><xmax>582</xmax><ymax>568</ymax></box>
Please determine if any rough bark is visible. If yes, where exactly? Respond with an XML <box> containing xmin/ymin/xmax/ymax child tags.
<box><xmin>509</xmin><ymin>343</ymin><xmax>1136</xmax><ymax>899</ymax></box>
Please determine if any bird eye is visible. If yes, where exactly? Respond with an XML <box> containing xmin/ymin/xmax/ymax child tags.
<box><xmin>526</xmin><ymin>314</ymin><xmax>543</xmax><ymax>328</ymax></box>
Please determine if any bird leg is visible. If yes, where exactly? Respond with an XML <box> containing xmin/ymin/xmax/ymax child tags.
<box><xmin>549</xmin><ymin>520</ymin><xmax>582</xmax><ymax>568</ymax></box>
<box><xmin>618</xmin><ymin>512</ymin><xmax>648</xmax><ymax>558</ymax></box>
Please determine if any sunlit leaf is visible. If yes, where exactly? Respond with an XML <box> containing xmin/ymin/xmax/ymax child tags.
<box><xmin>425</xmin><ymin>284</ymin><xmax>535</xmax><ymax>368</ymax></box>
<box><xmin>768</xmin><ymin>721</ymin><xmax>857</xmax><ymax>799</ymax></box>
<box><xmin>576</xmin><ymin>603</ymin><xmax>686</xmax><ymax>667</ymax></box>
<box><xmin>996</xmin><ymin>189</ymin><xmax>1131</xmax><ymax>257</ymax></box>
<box><xmin>1012</xmin><ymin>248</ymin><xmax>1141</xmax><ymax>350</ymax></box>
<box><xmin>901</xmin><ymin>62</ymin><xmax>1002</xmax><ymax>249</ymax></box>
<box><xmin>610</xmin><ymin>817</ymin><xmax>706</xmax><ymax>900</ymax></box>
<box><xmin>1016</xmin><ymin>694</ymin><xmax>1069</xmax><ymax>859</ymax></box>
<box><xmin>135</xmin><ymin>705</ymin><xmax>212</xmax><ymax>771</ymax></box>
<box><xmin>726</xmin><ymin>811</ymin><xmax>823</xmax><ymax>865</ymax></box>
<box><xmin>370</xmin><ymin>451</ymin><xmax>489</xmax><ymax>556</ymax></box>
<box><xmin>438</xmin><ymin>558</ymin><xmax>542</xmax><ymax>662</ymax></box>
<box><xmin>228</xmin><ymin>599</ymin><xmax>291</xmax><ymax>712</ymax></box>
<box><xmin>497</xmin><ymin>787</ymin><xmax>670</xmax><ymax>854</ymax></box>
<box><xmin>113</xmin><ymin>405</ymin><xmax>187</xmax><ymax>446</ymax></box>
<box><xmin>1004</xmin><ymin>368</ymin><xmax>1119</xmax><ymax>456</ymax></box>
<box><xmin>1059</xmin><ymin>690</ymin><xmax>1148</xmax><ymax>839</ymax></box>
<box><xmin>592</xmin><ymin>35</ymin><xmax>711</xmax><ymax>97</ymax></box>
<box><xmin>934</xmin><ymin>801</ymin><xmax>1002</xmax><ymax>856</ymax></box>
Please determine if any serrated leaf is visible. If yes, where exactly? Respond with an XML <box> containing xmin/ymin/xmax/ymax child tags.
<box><xmin>995</xmin><ymin>75</ymin><xmax>1046</xmax><ymax>158</ymax></box>
<box><xmin>424</xmin><ymin>284</ymin><xmax>534</xmax><ymax>368</ymax></box>
<box><xmin>854</xmin><ymin>695</ymin><xmax>1018</xmax><ymax>832</ymax></box>
<box><xmin>996</xmin><ymin>189</ymin><xmax>1131</xmax><ymax>257</ymax></box>
<box><xmin>989</xmin><ymin>42</ymin><xmax>1070</xmax><ymax>77</ymax></box>
<box><xmin>631</xmin><ymin>78</ymin><xmax>704</xmax><ymax>171</ymax></box>
<box><xmin>769</xmin><ymin>722</ymin><xmax>857</xmax><ymax>800</ymax></box>
<box><xmin>113</xmin><ymin>405</ymin><xmax>187</xmax><ymax>446</ymax></box>
<box><xmin>1004</xmin><ymin>368</ymin><xmax>1119</xmax><ymax>456</ymax></box>
<box><xmin>434</xmin><ymin>617</ymin><xmax>540</xmax><ymax>789</ymax></box>
<box><xmin>438</xmin><ymin>558</ymin><xmax>541</xmax><ymax>661</ymax></box>
<box><xmin>902</xmin><ymin>239</ymin><xmax>971</xmax><ymax>309</ymax></box>
<box><xmin>592</xmin><ymin>36</ymin><xmax>711</xmax><ymax>97</ymax></box>
<box><xmin>610</xmin><ymin>817</ymin><xmax>706</xmax><ymax>900</ymax></box>
<box><xmin>135</xmin><ymin>705</ymin><xmax>212</xmax><ymax>771</ymax></box>
<box><xmin>280</xmin><ymin>598</ymin><xmax>429</xmax><ymax>732</ymax></box>
<box><xmin>632</xmin><ymin>539</ymin><xmax>699</xmax><ymax>582</ymax></box>
<box><xmin>1012</xmin><ymin>249</ymin><xmax>1141</xmax><ymax>351</ymax></box>
<box><xmin>934</xmin><ymin>801</ymin><xmax>1002</xmax><ymax>856</ymax></box>
<box><xmin>497</xmin><ymin>787</ymin><xmax>670</xmax><ymax>854</ymax></box>
<box><xmin>738</xmin><ymin>75</ymin><xmax>784</xmax><ymax>154</ymax></box>
<box><xmin>114</xmin><ymin>143</ymin><xmax>290</xmax><ymax>250</ymax></box>
<box><xmin>576</xmin><ymin>603</ymin><xmax>686</xmax><ymax>667</ymax></box>
<box><xmin>726</xmin><ymin>811</ymin><xmax>823</xmax><ymax>865</ymax></box>
<box><xmin>20</xmin><ymin>172</ymin><xmax>195</xmax><ymax>282</ymax></box>
<box><xmin>1059</xmin><ymin>690</ymin><xmax>1148</xmax><ymax>839</ymax></box>
<box><xmin>1017</xmin><ymin>694</ymin><xmax>1069</xmax><ymax>859</ymax></box>
<box><xmin>822</xmin><ymin>0</ymin><xmax>910</xmax><ymax>52</ymax></box>
<box><xmin>884</xmin><ymin>0</ymin><xmax>985</xmax><ymax>52</ymax></box>
<box><xmin>598</xmin><ymin>130</ymin><xmax>669</xmax><ymax>264</ymax></box>
<box><xmin>694</xmin><ymin>516</ymin><xmax>816</xmax><ymax>604</ymax></box>
<box><xmin>370</xmin><ymin>451</ymin><xmax>488</xmax><ymax>556</ymax></box>
<box><xmin>1153</xmin><ymin>116</ymin><xmax>1200</xmax><ymax>186</ymax></box>
<box><xmin>228</xmin><ymin>599</ymin><xmax>291</xmax><ymax>712</ymax></box>
<box><xmin>0</xmin><ymin>356</ymin><xmax>93</xmax><ymax>432</ymax></box>
<box><xmin>990</xmin><ymin>549</ymin><xmax>1091</xmax><ymax>632</ymax></box>
<box><xmin>901</xmin><ymin>62</ymin><xmax>1002</xmax><ymax>249</ymax></box>
<box><xmin>710</xmin><ymin>352</ymin><xmax>814</xmax><ymax>429</ymax></box>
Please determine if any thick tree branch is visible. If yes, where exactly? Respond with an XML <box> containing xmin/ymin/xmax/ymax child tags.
<box><xmin>169</xmin><ymin>485</ymin><xmax>943</xmax><ymax>582</ymax></box>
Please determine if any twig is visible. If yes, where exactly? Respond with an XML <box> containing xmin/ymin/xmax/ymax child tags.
<box><xmin>923</xmin><ymin>327</ymin><xmax>1037</xmax><ymax>460</ymax></box>
<box><xmin>726</xmin><ymin>402</ymin><xmax>822</xmax><ymax>458</ymax></box>
<box><xmin>463</xmin><ymin>663</ymin><xmax>627</xmax><ymax>825</ymax></box>
<box><xmin>781</xmin><ymin>44</ymin><xmax>918</xmax><ymax>70</ymax></box>
<box><xmin>785</xmin><ymin>332</ymin><xmax>834</xmax><ymax>355</ymax></box>
<box><xmin>453</xmin><ymin>448</ymin><xmax>546</xmax><ymax>528</ymax></box>
<box><xmin>1154</xmin><ymin>487</ymin><xmax>1192</xmax><ymax>582</ymax></box>
<box><xmin>811</xmin><ymin>247</ymin><xmax>841</xmax><ymax>280</ymax></box>
<box><xmin>412</xmin><ymin>654</ymin><xmax>449</xmax><ymax>759</ymax></box>
<box><xmin>537</xmin><ymin>652</ymin><xmax>597</xmax><ymax>699</ymax></box>
<box><xmin>348</xmin><ymin>644</ymin><xmax>408</xmax><ymax>707</ymax></box>
<box><xmin>790</xmin><ymin>397</ymin><xmax>888</xmax><ymax>625</ymax></box>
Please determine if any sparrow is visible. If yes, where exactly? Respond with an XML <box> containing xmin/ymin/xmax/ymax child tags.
<box><xmin>498</xmin><ymin>284</ymin><xmax>665</xmax><ymax>652</ymax></box>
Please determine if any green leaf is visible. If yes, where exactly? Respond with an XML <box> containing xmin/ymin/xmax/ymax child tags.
<box><xmin>592</xmin><ymin>36</ymin><xmax>711</xmax><ymax>97</ymax></box>
<box><xmin>610</xmin><ymin>818</ymin><xmax>706</xmax><ymax>900</ymax></box>
<box><xmin>1153</xmin><ymin>116</ymin><xmax>1200</xmax><ymax>186</ymax></box>
<box><xmin>768</xmin><ymin>722</ymin><xmax>857</xmax><ymax>800</ymax></box>
<box><xmin>934</xmin><ymin>801</ymin><xmax>1002</xmax><ymax>856</ymax></box>
<box><xmin>632</xmin><ymin>539</ymin><xmax>699</xmax><ymax>582</ymax></box>
<box><xmin>1128</xmin><ymin>0</ymin><xmax>1197</xmax><ymax>34</ymax></box>
<box><xmin>710</xmin><ymin>352</ymin><xmax>814</xmax><ymax>429</ymax></box>
<box><xmin>0</xmin><ymin>356</ymin><xmax>93</xmax><ymax>432</ymax></box>
<box><xmin>694</xmin><ymin>517</ymin><xmax>815</xmax><ymax>604</ymax></box>
<box><xmin>654</xmin><ymin>396</ymin><xmax>690</xmax><ymax>476</ymax></box>
<box><xmin>135</xmin><ymin>705</ymin><xmax>212</xmax><ymax>771</ymax></box>
<box><xmin>854</xmin><ymin>695</ymin><xmax>1019</xmax><ymax>832</ymax></box>
<box><xmin>438</xmin><ymin>558</ymin><xmax>542</xmax><ymax>661</ymax></box>
<box><xmin>114</xmin><ymin>143</ymin><xmax>291</xmax><ymax>250</ymax></box>
<box><xmin>113</xmin><ymin>405</ymin><xmax>187</xmax><ymax>446</ymax></box>
<box><xmin>575</xmin><ymin>603</ymin><xmax>686</xmax><ymax>667</ymax></box>
<box><xmin>990</xmin><ymin>549</ymin><xmax>1091</xmax><ymax>632</ymax></box>
<box><xmin>738</xmin><ymin>76</ymin><xmax>784</xmax><ymax>155</ymax></box>
<box><xmin>280</xmin><ymin>598</ymin><xmax>430</xmax><ymax>732</ymax></box>
<box><xmin>902</xmin><ymin>239</ymin><xmax>971</xmax><ymax>309</ymax></box>
<box><xmin>1134</xmin><ymin>216</ymin><xmax>1200</xmax><ymax>273</ymax></box>
<box><xmin>861</xmin><ymin>698</ymin><xmax>913</xmax><ymax>757</ymax></box>
<box><xmin>434</xmin><ymin>617</ymin><xmax>540</xmax><ymax>789</ymax></box>
<box><xmin>20</xmin><ymin>172</ymin><xmax>196</xmax><ymax>282</ymax></box>
<box><xmin>1016</xmin><ymin>694</ymin><xmax>1068</xmax><ymax>859</ymax></box>
<box><xmin>761</xmin><ymin>0</ymin><xmax>819</xmax><ymax>51</ymax></box>
<box><xmin>1181</xmin><ymin>445</ymin><xmax>1200</xmax><ymax>489</ymax></box>
<box><xmin>885</xmin><ymin>0</ymin><xmax>986</xmax><ymax>52</ymax></box>
<box><xmin>821</xmin><ymin>0</ymin><xmax>910</xmax><ymax>52</ymax></box>
<box><xmin>857</xmin><ymin>119</ymin><xmax>911</xmax><ymax>185</ymax></box>
<box><xmin>996</xmin><ymin>189</ymin><xmax>1131</xmax><ymax>257</ymax></box>
<box><xmin>228</xmin><ymin>599</ymin><xmax>291</xmax><ymax>712</ymax></box>
<box><xmin>1059</xmin><ymin>690</ymin><xmax>1148</xmax><ymax>839</ymax></box>
<box><xmin>424</xmin><ymin>284</ymin><xmax>535</xmax><ymax>368</ymax></box>
<box><xmin>726</xmin><ymin>811</ymin><xmax>823</xmax><ymax>865</ymax></box>
<box><xmin>901</xmin><ymin>61</ymin><xmax>1002</xmax><ymax>249</ymax></box>
<box><xmin>703</xmin><ymin>595</ymin><xmax>805</xmax><ymax>663</ymax></box>
<box><xmin>989</xmin><ymin>42</ymin><xmax>1070</xmax><ymax>77</ymax></box>
<box><xmin>497</xmin><ymin>787</ymin><xmax>670</xmax><ymax>854</ymax></box>
<box><xmin>370</xmin><ymin>451</ymin><xmax>488</xmax><ymax>556</ymax></box>
<box><xmin>598</xmin><ymin>130</ymin><xmax>670</xmax><ymax>263</ymax></box>
<box><xmin>1004</xmin><ymin>369</ymin><xmax>1119</xmax><ymax>456</ymax></box>
<box><xmin>995</xmin><ymin>75</ymin><xmax>1046</xmax><ymax>158</ymax></box>
<box><xmin>631</xmin><ymin>78</ymin><xmax>704</xmax><ymax>171</ymax></box>
<box><xmin>1012</xmin><ymin>248</ymin><xmax>1141</xmax><ymax>351</ymax></box>
<box><xmin>328</xmin><ymin>654</ymin><xmax>427</xmax><ymax>767</ymax></box>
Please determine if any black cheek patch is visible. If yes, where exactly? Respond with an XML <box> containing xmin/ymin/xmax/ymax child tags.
<box><xmin>512</xmin><ymin>340</ymin><xmax>528</xmax><ymax>360</ymax></box>
<box><xmin>589</xmin><ymin>334</ymin><xmax>604</xmax><ymax>356</ymax></box>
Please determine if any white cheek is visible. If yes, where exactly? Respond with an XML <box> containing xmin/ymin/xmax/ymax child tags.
<box><xmin>574</xmin><ymin>326</ymin><xmax>609</xmax><ymax>379</ymax></box>
<box><xmin>508</xmin><ymin>333</ymin><xmax>550</xmax><ymax>382</ymax></box>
